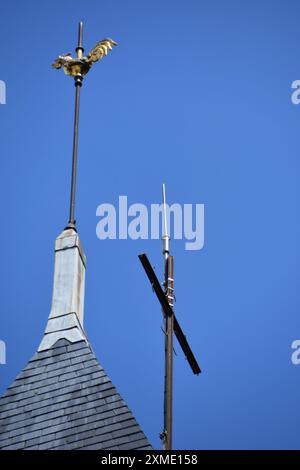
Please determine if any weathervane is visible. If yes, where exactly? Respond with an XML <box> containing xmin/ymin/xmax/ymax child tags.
<box><xmin>139</xmin><ymin>185</ymin><xmax>201</xmax><ymax>450</ymax></box>
<box><xmin>52</xmin><ymin>22</ymin><xmax>117</xmax><ymax>230</ymax></box>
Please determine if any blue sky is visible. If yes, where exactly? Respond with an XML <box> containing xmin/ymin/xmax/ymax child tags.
<box><xmin>1</xmin><ymin>0</ymin><xmax>300</xmax><ymax>449</ymax></box>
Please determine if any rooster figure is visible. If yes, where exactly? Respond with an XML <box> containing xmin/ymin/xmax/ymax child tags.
<box><xmin>52</xmin><ymin>38</ymin><xmax>117</xmax><ymax>76</ymax></box>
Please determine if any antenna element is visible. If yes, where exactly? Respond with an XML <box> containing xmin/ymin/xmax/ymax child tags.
<box><xmin>162</xmin><ymin>183</ymin><xmax>170</xmax><ymax>258</ymax></box>
<box><xmin>138</xmin><ymin>185</ymin><xmax>201</xmax><ymax>451</ymax></box>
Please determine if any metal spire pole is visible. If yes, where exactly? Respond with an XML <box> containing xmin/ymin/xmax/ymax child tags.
<box><xmin>52</xmin><ymin>23</ymin><xmax>117</xmax><ymax>229</ymax></box>
<box><xmin>66</xmin><ymin>22</ymin><xmax>84</xmax><ymax>230</ymax></box>
<box><xmin>161</xmin><ymin>183</ymin><xmax>174</xmax><ymax>450</ymax></box>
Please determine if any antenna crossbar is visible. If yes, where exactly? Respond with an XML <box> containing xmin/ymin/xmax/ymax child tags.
<box><xmin>138</xmin><ymin>253</ymin><xmax>201</xmax><ymax>375</ymax></box>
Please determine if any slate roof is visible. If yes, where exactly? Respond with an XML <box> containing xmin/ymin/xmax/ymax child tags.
<box><xmin>0</xmin><ymin>338</ymin><xmax>152</xmax><ymax>450</ymax></box>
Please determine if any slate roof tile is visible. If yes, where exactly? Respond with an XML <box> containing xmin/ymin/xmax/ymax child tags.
<box><xmin>0</xmin><ymin>339</ymin><xmax>152</xmax><ymax>450</ymax></box>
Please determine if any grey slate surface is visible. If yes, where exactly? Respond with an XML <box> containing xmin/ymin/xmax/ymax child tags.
<box><xmin>0</xmin><ymin>339</ymin><xmax>152</xmax><ymax>450</ymax></box>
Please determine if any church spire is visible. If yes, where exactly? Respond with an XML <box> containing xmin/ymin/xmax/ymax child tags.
<box><xmin>38</xmin><ymin>227</ymin><xmax>87</xmax><ymax>351</ymax></box>
<box><xmin>0</xmin><ymin>24</ymin><xmax>151</xmax><ymax>451</ymax></box>
<box><xmin>37</xmin><ymin>24</ymin><xmax>117</xmax><ymax>350</ymax></box>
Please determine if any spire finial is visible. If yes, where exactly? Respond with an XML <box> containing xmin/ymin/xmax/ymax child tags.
<box><xmin>76</xmin><ymin>21</ymin><xmax>84</xmax><ymax>56</ymax></box>
<box><xmin>52</xmin><ymin>23</ymin><xmax>117</xmax><ymax>230</ymax></box>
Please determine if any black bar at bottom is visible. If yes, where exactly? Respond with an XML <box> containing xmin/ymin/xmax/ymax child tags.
<box><xmin>0</xmin><ymin>450</ymin><xmax>299</xmax><ymax>464</ymax></box>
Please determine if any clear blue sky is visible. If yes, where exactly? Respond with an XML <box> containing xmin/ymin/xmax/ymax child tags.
<box><xmin>0</xmin><ymin>0</ymin><xmax>300</xmax><ymax>450</ymax></box>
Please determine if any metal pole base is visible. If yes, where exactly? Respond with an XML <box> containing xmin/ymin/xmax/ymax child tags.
<box><xmin>65</xmin><ymin>221</ymin><xmax>77</xmax><ymax>231</ymax></box>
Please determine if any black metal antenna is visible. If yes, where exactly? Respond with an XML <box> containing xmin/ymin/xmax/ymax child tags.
<box><xmin>162</xmin><ymin>183</ymin><xmax>174</xmax><ymax>450</ymax></box>
<box><xmin>138</xmin><ymin>185</ymin><xmax>201</xmax><ymax>451</ymax></box>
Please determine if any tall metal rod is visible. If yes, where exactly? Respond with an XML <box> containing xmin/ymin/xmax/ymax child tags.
<box><xmin>163</xmin><ymin>255</ymin><xmax>174</xmax><ymax>450</ymax></box>
<box><xmin>138</xmin><ymin>247</ymin><xmax>201</xmax><ymax>446</ymax></box>
<box><xmin>67</xmin><ymin>22</ymin><xmax>84</xmax><ymax>230</ymax></box>
<box><xmin>161</xmin><ymin>184</ymin><xmax>174</xmax><ymax>450</ymax></box>
<box><xmin>162</xmin><ymin>183</ymin><xmax>170</xmax><ymax>259</ymax></box>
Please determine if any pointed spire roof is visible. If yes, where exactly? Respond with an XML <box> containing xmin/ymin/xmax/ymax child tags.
<box><xmin>0</xmin><ymin>229</ymin><xmax>152</xmax><ymax>450</ymax></box>
<box><xmin>0</xmin><ymin>339</ymin><xmax>151</xmax><ymax>450</ymax></box>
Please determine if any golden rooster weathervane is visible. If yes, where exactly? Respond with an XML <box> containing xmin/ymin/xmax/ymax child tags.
<box><xmin>52</xmin><ymin>22</ymin><xmax>117</xmax><ymax>231</ymax></box>
<box><xmin>52</xmin><ymin>38</ymin><xmax>117</xmax><ymax>77</ymax></box>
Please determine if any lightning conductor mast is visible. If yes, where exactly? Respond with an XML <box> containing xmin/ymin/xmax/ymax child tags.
<box><xmin>161</xmin><ymin>184</ymin><xmax>174</xmax><ymax>450</ymax></box>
